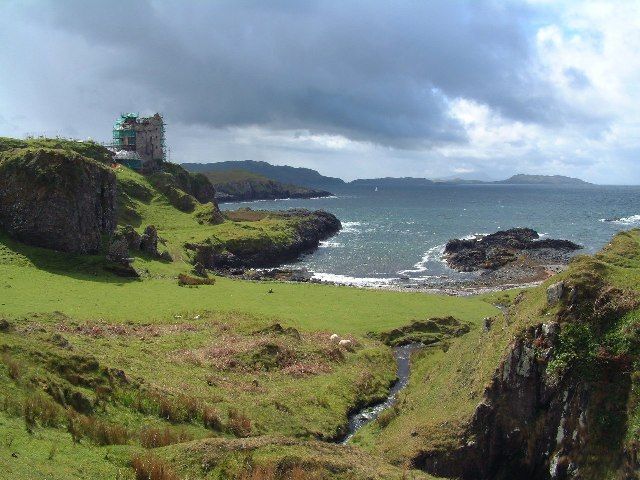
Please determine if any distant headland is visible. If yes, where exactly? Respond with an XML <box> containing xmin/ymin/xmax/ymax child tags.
<box><xmin>182</xmin><ymin>160</ymin><xmax>592</xmax><ymax>198</ymax></box>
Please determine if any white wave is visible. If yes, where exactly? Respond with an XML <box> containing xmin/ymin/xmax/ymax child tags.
<box><xmin>398</xmin><ymin>243</ymin><xmax>446</xmax><ymax>275</ymax></box>
<box><xmin>341</xmin><ymin>221</ymin><xmax>363</xmax><ymax>234</ymax></box>
<box><xmin>600</xmin><ymin>214</ymin><xmax>640</xmax><ymax>225</ymax></box>
<box><xmin>311</xmin><ymin>272</ymin><xmax>398</xmax><ymax>287</ymax></box>
<box><xmin>319</xmin><ymin>241</ymin><xmax>343</xmax><ymax>248</ymax></box>
<box><xmin>308</xmin><ymin>195</ymin><xmax>338</xmax><ymax>200</ymax></box>
<box><xmin>459</xmin><ymin>232</ymin><xmax>488</xmax><ymax>241</ymax></box>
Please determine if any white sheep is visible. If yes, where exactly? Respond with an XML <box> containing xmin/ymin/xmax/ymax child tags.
<box><xmin>330</xmin><ymin>333</ymin><xmax>340</xmax><ymax>342</ymax></box>
<box><xmin>338</xmin><ymin>339</ymin><xmax>352</xmax><ymax>347</ymax></box>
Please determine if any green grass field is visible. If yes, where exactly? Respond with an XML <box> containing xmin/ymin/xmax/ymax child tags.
<box><xmin>0</xmin><ymin>140</ymin><xmax>499</xmax><ymax>478</ymax></box>
<box><xmin>10</xmin><ymin>139</ymin><xmax>635</xmax><ymax>479</ymax></box>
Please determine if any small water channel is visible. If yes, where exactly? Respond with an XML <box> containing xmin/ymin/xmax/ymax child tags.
<box><xmin>340</xmin><ymin>342</ymin><xmax>422</xmax><ymax>444</ymax></box>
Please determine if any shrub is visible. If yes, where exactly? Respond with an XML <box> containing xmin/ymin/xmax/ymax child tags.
<box><xmin>2</xmin><ymin>353</ymin><xmax>21</xmax><ymax>381</ymax></box>
<box><xmin>23</xmin><ymin>393</ymin><xmax>63</xmax><ymax>433</ymax></box>
<box><xmin>203</xmin><ymin>406</ymin><xmax>223</xmax><ymax>431</ymax></box>
<box><xmin>376</xmin><ymin>407</ymin><xmax>398</xmax><ymax>428</ymax></box>
<box><xmin>178</xmin><ymin>273</ymin><xmax>215</xmax><ymax>286</ymax></box>
<box><xmin>139</xmin><ymin>426</ymin><xmax>192</xmax><ymax>448</ymax></box>
<box><xmin>66</xmin><ymin>410</ymin><xmax>130</xmax><ymax>445</ymax></box>
<box><xmin>227</xmin><ymin>408</ymin><xmax>252</xmax><ymax>437</ymax></box>
<box><xmin>132</xmin><ymin>453</ymin><xmax>180</xmax><ymax>480</ymax></box>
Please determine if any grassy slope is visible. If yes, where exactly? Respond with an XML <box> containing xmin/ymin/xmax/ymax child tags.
<box><xmin>0</xmin><ymin>140</ymin><xmax>495</xmax><ymax>479</ymax></box>
<box><xmin>354</xmin><ymin>229</ymin><xmax>640</xmax><ymax>475</ymax></box>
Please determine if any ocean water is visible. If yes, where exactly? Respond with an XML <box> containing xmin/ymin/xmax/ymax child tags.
<box><xmin>219</xmin><ymin>185</ymin><xmax>640</xmax><ymax>287</ymax></box>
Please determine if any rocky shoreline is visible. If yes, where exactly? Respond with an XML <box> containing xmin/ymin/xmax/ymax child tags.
<box><xmin>211</xmin><ymin>227</ymin><xmax>584</xmax><ymax>296</ymax></box>
<box><xmin>215</xmin><ymin>189</ymin><xmax>334</xmax><ymax>203</ymax></box>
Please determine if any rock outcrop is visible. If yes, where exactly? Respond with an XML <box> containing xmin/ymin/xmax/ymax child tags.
<box><xmin>147</xmin><ymin>162</ymin><xmax>220</xmax><ymax>213</ymax></box>
<box><xmin>417</xmin><ymin>323</ymin><xmax>632</xmax><ymax>479</ymax></box>
<box><xmin>186</xmin><ymin>209</ymin><xmax>341</xmax><ymax>269</ymax></box>
<box><xmin>416</xmin><ymin>278</ymin><xmax>638</xmax><ymax>480</ymax></box>
<box><xmin>0</xmin><ymin>148</ymin><xmax>116</xmax><ymax>253</ymax></box>
<box><xmin>444</xmin><ymin>228</ymin><xmax>581</xmax><ymax>272</ymax></box>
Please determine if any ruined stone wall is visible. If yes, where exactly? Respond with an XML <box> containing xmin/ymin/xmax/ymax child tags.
<box><xmin>134</xmin><ymin>114</ymin><xmax>164</xmax><ymax>171</ymax></box>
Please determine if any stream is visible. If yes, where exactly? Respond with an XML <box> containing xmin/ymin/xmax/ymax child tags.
<box><xmin>340</xmin><ymin>342</ymin><xmax>423</xmax><ymax>444</ymax></box>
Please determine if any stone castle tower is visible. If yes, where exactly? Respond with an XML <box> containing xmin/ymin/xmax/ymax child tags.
<box><xmin>112</xmin><ymin>113</ymin><xmax>166</xmax><ymax>172</ymax></box>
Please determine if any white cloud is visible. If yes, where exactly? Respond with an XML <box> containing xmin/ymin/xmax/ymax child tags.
<box><xmin>0</xmin><ymin>1</ymin><xmax>639</xmax><ymax>183</ymax></box>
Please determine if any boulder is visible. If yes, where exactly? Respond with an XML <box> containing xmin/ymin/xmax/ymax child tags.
<box><xmin>547</xmin><ymin>281</ymin><xmax>565</xmax><ymax>306</ymax></box>
<box><xmin>0</xmin><ymin>148</ymin><xmax>116</xmax><ymax>253</ymax></box>
<box><xmin>121</xmin><ymin>224</ymin><xmax>142</xmax><ymax>250</ymax></box>
<box><xmin>106</xmin><ymin>235</ymin><xmax>129</xmax><ymax>263</ymax></box>
<box><xmin>140</xmin><ymin>225</ymin><xmax>158</xmax><ymax>255</ymax></box>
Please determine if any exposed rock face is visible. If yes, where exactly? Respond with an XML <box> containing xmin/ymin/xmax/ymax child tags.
<box><xmin>547</xmin><ymin>281</ymin><xmax>565</xmax><ymax>306</ymax></box>
<box><xmin>186</xmin><ymin>209</ymin><xmax>341</xmax><ymax>269</ymax></box>
<box><xmin>140</xmin><ymin>225</ymin><xmax>158</xmax><ymax>256</ymax></box>
<box><xmin>0</xmin><ymin>148</ymin><xmax>116</xmax><ymax>253</ymax></box>
<box><xmin>417</xmin><ymin>320</ymin><xmax>631</xmax><ymax>479</ymax></box>
<box><xmin>160</xmin><ymin>162</ymin><xmax>217</xmax><ymax>204</ymax></box>
<box><xmin>444</xmin><ymin>228</ymin><xmax>581</xmax><ymax>272</ymax></box>
<box><xmin>120</xmin><ymin>225</ymin><xmax>142</xmax><ymax>250</ymax></box>
<box><xmin>113</xmin><ymin>224</ymin><xmax>170</xmax><ymax>261</ymax></box>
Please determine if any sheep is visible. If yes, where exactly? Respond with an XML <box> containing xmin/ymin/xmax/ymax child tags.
<box><xmin>330</xmin><ymin>333</ymin><xmax>340</xmax><ymax>342</ymax></box>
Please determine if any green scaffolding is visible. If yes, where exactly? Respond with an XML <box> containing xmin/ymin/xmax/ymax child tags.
<box><xmin>112</xmin><ymin>113</ymin><xmax>138</xmax><ymax>149</ymax></box>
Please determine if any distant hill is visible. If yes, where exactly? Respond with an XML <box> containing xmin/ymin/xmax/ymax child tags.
<box><xmin>182</xmin><ymin>161</ymin><xmax>592</xmax><ymax>189</ymax></box>
<box><xmin>349</xmin><ymin>173</ymin><xmax>591</xmax><ymax>187</ymax></box>
<box><xmin>201</xmin><ymin>169</ymin><xmax>332</xmax><ymax>202</ymax></box>
<box><xmin>182</xmin><ymin>160</ymin><xmax>345</xmax><ymax>189</ymax></box>
<box><xmin>495</xmin><ymin>174</ymin><xmax>591</xmax><ymax>185</ymax></box>
<box><xmin>349</xmin><ymin>177</ymin><xmax>434</xmax><ymax>187</ymax></box>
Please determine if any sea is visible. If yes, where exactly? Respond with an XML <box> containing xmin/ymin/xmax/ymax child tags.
<box><xmin>219</xmin><ymin>184</ymin><xmax>640</xmax><ymax>288</ymax></box>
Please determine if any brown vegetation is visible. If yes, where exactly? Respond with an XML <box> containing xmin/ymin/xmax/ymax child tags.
<box><xmin>132</xmin><ymin>453</ymin><xmax>180</xmax><ymax>480</ymax></box>
<box><xmin>139</xmin><ymin>425</ymin><xmax>193</xmax><ymax>448</ymax></box>
<box><xmin>227</xmin><ymin>408</ymin><xmax>252</xmax><ymax>437</ymax></box>
<box><xmin>178</xmin><ymin>273</ymin><xmax>216</xmax><ymax>286</ymax></box>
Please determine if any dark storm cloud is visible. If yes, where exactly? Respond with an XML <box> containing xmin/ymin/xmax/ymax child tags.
<box><xmin>22</xmin><ymin>0</ymin><xmax>568</xmax><ymax>148</ymax></box>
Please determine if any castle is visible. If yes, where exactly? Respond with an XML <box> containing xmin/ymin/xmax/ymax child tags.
<box><xmin>112</xmin><ymin>113</ymin><xmax>165</xmax><ymax>172</ymax></box>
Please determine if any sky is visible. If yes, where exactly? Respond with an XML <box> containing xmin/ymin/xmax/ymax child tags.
<box><xmin>0</xmin><ymin>1</ymin><xmax>639</xmax><ymax>183</ymax></box>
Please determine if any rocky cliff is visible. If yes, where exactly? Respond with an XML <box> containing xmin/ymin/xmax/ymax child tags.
<box><xmin>186</xmin><ymin>209</ymin><xmax>341</xmax><ymax>269</ymax></box>
<box><xmin>0</xmin><ymin>147</ymin><xmax>117</xmax><ymax>253</ymax></box>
